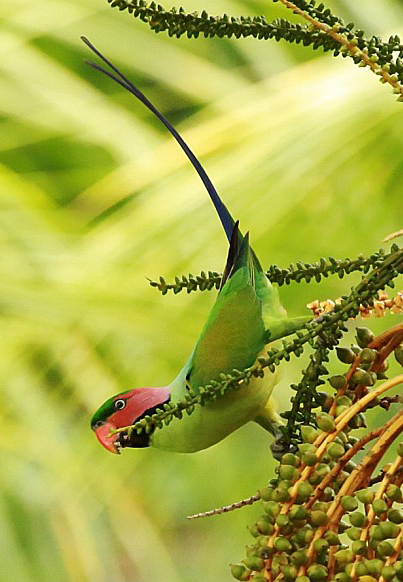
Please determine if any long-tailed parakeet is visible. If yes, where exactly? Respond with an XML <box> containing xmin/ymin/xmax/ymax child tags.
<box><xmin>83</xmin><ymin>38</ymin><xmax>305</xmax><ymax>455</ymax></box>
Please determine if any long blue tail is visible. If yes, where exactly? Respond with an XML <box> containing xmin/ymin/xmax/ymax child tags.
<box><xmin>81</xmin><ymin>37</ymin><xmax>234</xmax><ymax>243</ymax></box>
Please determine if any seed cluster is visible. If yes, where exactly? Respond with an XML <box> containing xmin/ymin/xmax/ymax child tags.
<box><xmin>232</xmin><ymin>326</ymin><xmax>403</xmax><ymax>581</ymax></box>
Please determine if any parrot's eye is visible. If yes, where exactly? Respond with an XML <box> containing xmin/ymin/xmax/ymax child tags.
<box><xmin>94</xmin><ymin>420</ymin><xmax>104</xmax><ymax>429</ymax></box>
<box><xmin>114</xmin><ymin>399</ymin><xmax>126</xmax><ymax>410</ymax></box>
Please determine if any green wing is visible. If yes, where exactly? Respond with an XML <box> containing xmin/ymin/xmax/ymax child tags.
<box><xmin>188</xmin><ymin>231</ymin><xmax>282</xmax><ymax>390</ymax></box>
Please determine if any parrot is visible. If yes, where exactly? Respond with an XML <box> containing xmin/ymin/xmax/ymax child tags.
<box><xmin>83</xmin><ymin>37</ymin><xmax>307</xmax><ymax>455</ymax></box>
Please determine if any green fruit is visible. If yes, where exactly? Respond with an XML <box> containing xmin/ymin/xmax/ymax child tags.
<box><xmin>381</xmin><ymin>565</ymin><xmax>396</xmax><ymax>581</ymax></box>
<box><xmin>388</xmin><ymin>508</ymin><xmax>403</xmax><ymax>524</ymax></box>
<box><xmin>263</xmin><ymin>501</ymin><xmax>280</xmax><ymax>518</ymax></box>
<box><xmin>356</xmin><ymin>489</ymin><xmax>374</xmax><ymax>504</ymax></box>
<box><xmin>352</xmin><ymin>540</ymin><xmax>366</xmax><ymax>555</ymax></box>
<box><xmin>360</xmin><ymin>348</ymin><xmax>376</xmax><ymax>364</ymax></box>
<box><xmin>372</xmin><ymin>498</ymin><xmax>388</xmax><ymax>515</ymax></box>
<box><xmin>386</xmin><ymin>484</ymin><xmax>403</xmax><ymax>502</ymax></box>
<box><xmin>256</xmin><ymin>520</ymin><xmax>274</xmax><ymax>535</ymax></box>
<box><xmin>310</xmin><ymin>511</ymin><xmax>328</xmax><ymax>526</ymax></box>
<box><xmin>258</xmin><ymin>487</ymin><xmax>274</xmax><ymax>501</ymax></box>
<box><xmin>334</xmin><ymin>549</ymin><xmax>354</xmax><ymax>563</ymax></box>
<box><xmin>274</xmin><ymin>537</ymin><xmax>292</xmax><ymax>552</ymax></box>
<box><xmin>356</xmin><ymin>327</ymin><xmax>374</xmax><ymax>347</ymax></box>
<box><xmin>336</xmin><ymin>347</ymin><xmax>356</xmax><ymax>364</ymax></box>
<box><xmin>316</xmin><ymin>412</ymin><xmax>336</xmax><ymax>432</ymax></box>
<box><xmin>243</xmin><ymin>556</ymin><xmax>264</xmax><ymax>571</ymax></box>
<box><xmin>281</xmin><ymin>453</ymin><xmax>300</xmax><ymax>467</ymax></box>
<box><xmin>291</xmin><ymin>550</ymin><xmax>308</xmax><ymax>566</ymax></box>
<box><xmin>327</xmin><ymin>442</ymin><xmax>345</xmax><ymax>459</ymax></box>
<box><xmin>366</xmin><ymin>559</ymin><xmax>383</xmax><ymax>576</ymax></box>
<box><xmin>282</xmin><ymin>564</ymin><xmax>299</xmax><ymax>580</ymax></box>
<box><xmin>346</xmin><ymin>527</ymin><xmax>361</xmax><ymax>541</ymax></box>
<box><xmin>352</xmin><ymin>368</ymin><xmax>373</xmax><ymax>386</ymax></box>
<box><xmin>313</xmin><ymin>539</ymin><xmax>329</xmax><ymax>553</ymax></box>
<box><xmin>324</xmin><ymin>531</ymin><xmax>340</xmax><ymax>545</ymax></box>
<box><xmin>307</xmin><ymin>564</ymin><xmax>328</xmax><ymax>581</ymax></box>
<box><xmin>341</xmin><ymin>495</ymin><xmax>358</xmax><ymax>512</ymax></box>
<box><xmin>231</xmin><ymin>564</ymin><xmax>250</xmax><ymax>580</ymax></box>
<box><xmin>297</xmin><ymin>482</ymin><xmax>313</xmax><ymax>499</ymax></box>
<box><xmin>302</xmin><ymin>452</ymin><xmax>318</xmax><ymax>466</ymax></box>
<box><xmin>329</xmin><ymin>375</ymin><xmax>346</xmax><ymax>389</ymax></box>
<box><xmin>350</xmin><ymin>511</ymin><xmax>366</xmax><ymax>527</ymax></box>
<box><xmin>301</xmin><ymin>425</ymin><xmax>320</xmax><ymax>444</ymax></box>
<box><xmin>377</xmin><ymin>540</ymin><xmax>394</xmax><ymax>557</ymax></box>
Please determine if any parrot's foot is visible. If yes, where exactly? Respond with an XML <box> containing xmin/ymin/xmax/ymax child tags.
<box><xmin>270</xmin><ymin>425</ymin><xmax>289</xmax><ymax>461</ymax></box>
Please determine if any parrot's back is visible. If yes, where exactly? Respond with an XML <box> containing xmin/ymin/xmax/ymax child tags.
<box><xmin>151</xmin><ymin>227</ymin><xmax>285</xmax><ymax>452</ymax></box>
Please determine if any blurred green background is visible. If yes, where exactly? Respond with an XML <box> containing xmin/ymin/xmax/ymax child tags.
<box><xmin>1</xmin><ymin>0</ymin><xmax>403</xmax><ymax>580</ymax></box>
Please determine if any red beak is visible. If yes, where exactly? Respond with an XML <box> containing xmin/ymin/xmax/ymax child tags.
<box><xmin>94</xmin><ymin>422</ymin><xmax>120</xmax><ymax>454</ymax></box>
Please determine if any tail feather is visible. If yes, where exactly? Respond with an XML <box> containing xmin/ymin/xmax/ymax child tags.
<box><xmin>81</xmin><ymin>37</ymin><xmax>235</xmax><ymax>242</ymax></box>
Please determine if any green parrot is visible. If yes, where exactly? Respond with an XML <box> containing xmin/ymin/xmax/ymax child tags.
<box><xmin>83</xmin><ymin>38</ymin><xmax>306</xmax><ymax>455</ymax></box>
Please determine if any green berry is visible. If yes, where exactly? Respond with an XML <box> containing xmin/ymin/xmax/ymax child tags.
<box><xmin>334</xmin><ymin>549</ymin><xmax>354</xmax><ymax>563</ymax></box>
<box><xmin>355</xmin><ymin>561</ymin><xmax>368</xmax><ymax>576</ymax></box>
<box><xmin>370</xmin><ymin>525</ymin><xmax>386</xmax><ymax>541</ymax></box>
<box><xmin>356</xmin><ymin>327</ymin><xmax>374</xmax><ymax>347</ymax></box>
<box><xmin>301</xmin><ymin>425</ymin><xmax>320</xmax><ymax>444</ymax></box>
<box><xmin>352</xmin><ymin>540</ymin><xmax>366</xmax><ymax>555</ymax></box>
<box><xmin>302</xmin><ymin>452</ymin><xmax>318</xmax><ymax>466</ymax></box>
<box><xmin>350</xmin><ymin>511</ymin><xmax>366</xmax><ymax>527</ymax></box>
<box><xmin>310</xmin><ymin>510</ymin><xmax>328</xmax><ymax>526</ymax></box>
<box><xmin>324</xmin><ymin>531</ymin><xmax>340</xmax><ymax>545</ymax></box>
<box><xmin>279</xmin><ymin>465</ymin><xmax>298</xmax><ymax>481</ymax></box>
<box><xmin>231</xmin><ymin>564</ymin><xmax>250</xmax><ymax>580</ymax></box>
<box><xmin>297</xmin><ymin>482</ymin><xmax>313</xmax><ymax>499</ymax></box>
<box><xmin>276</xmin><ymin>514</ymin><xmax>290</xmax><ymax>529</ymax></box>
<box><xmin>386</xmin><ymin>484</ymin><xmax>403</xmax><ymax>502</ymax></box>
<box><xmin>263</xmin><ymin>501</ymin><xmax>280</xmax><ymax>518</ymax></box>
<box><xmin>360</xmin><ymin>347</ymin><xmax>376</xmax><ymax>364</ymax></box>
<box><xmin>256</xmin><ymin>520</ymin><xmax>274</xmax><ymax>535</ymax></box>
<box><xmin>352</xmin><ymin>368</ymin><xmax>373</xmax><ymax>386</ymax></box>
<box><xmin>380</xmin><ymin>520</ymin><xmax>400</xmax><ymax>538</ymax></box>
<box><xmin>291</xmin><ymin>550</ymin><xmax>308</xmax><ymax>566</ymax></box>
<box><xmin>289</xmin><ymin>506</ymin><xmax>309</xmax><ymax>521</ymax></box>
<box><xmin>281</xmin><ymin>453</ymin><xmax>300</xmax><ymax>466</ymax></box>
<box><xmin>313</xmin><ymin>539</ymin><xmax>329</xmax><ymax>553</ymax></box>
<box><xmin>341</xmin><ymin>496</ymin><xmax>358</xmax><ymax>512</ymax></box>
<box><xmin>377</xmin><ymin>540</ymin><xmax>395</xmax><ymax>557</ymax></box>
<box><xmin>296</xmin><ymin>527</ymin><xmax>314</xmax><ymax>544</ymax></box>
<box><xmin>336</xmin><ymin>347</ymin><xmax>356</xmax><ymax>364</ymax></box>
<box><xmin>243</xmin><ymin>556</ymin><xmax>264</xmax><ymax>571</ymax></box>
<box><xmin>346</xmin><ymin>527</ymin><xmax>361</xmax><ymax>541</ymax></box>
<box><xmin>382</xmin><ymin>565</ymin><xmax>397</xmax><ymax>581</ymax></box>
<box><xmin>298</xmin><ymin>443</ymin><xmax>317</xmax><ymax>455</ymax></box>
<box><xmin>366</xmin><ymin>559</ymin><xmax>383</xmax><ymax>576</ymax></box>
<box><xmin>274</xmin><ymin>537</ymin><xmax>292</xmax><ymax>552</ymax></box>
<box><xmin>329</xmin><ymin>374</ymin><xmax>346</xmax><ymax>389</ymax></box>
<box><xmin>272</xmin><ymin>487</ymin><xmax>291</xmax><ymax>502</ymax></box>
<box><xmin>327</xmin><ymin>442</ymin><xmax>345</xmax><ymax>459</ymax></box>
<box><xmin>282</xmin><ymin>564</ymin><xmax>298</xmax><ymax>580</ymax></box>
<box><xmin>316</xmin><ymin>412</ymin><xmax>336</xmax><ymax>433</ymax></box>
<box><xmin>356</xmin><ymin>489</ymin><xmax>374</xmax><ymax>504</ymax></box>
<box><xmin>295</xmin><ymin>577</ymin><xmax>310</xmax><ymax>582</ymax></box>
<box><xmin>372</xmin><ymin>498</ymin><xmax>388</xmax><ymax>515</ymax></box>
<box><xmin>258</xmin><ymin>487</ymin><xmax>274</xmax><ymax>501</ymax></box>
<box><xmin>307</xmin><ymin>564</ymin><xmax>328</xmax><ymax>581</ymax></box>
<box><xmin>388</xmin><ymin>508</ymin><xmax>403</xmax><ymax>524</ymax></box>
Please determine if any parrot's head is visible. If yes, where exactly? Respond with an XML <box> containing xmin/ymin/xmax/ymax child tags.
<box><xmin>91</xmin><ymin>387</ymin><xmax>170</xmax><ymax>454</ymax></box>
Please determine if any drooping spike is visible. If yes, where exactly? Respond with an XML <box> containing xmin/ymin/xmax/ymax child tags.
<box><xmin>81</xmin><ymin>36</ymin><xmax>235</xmax><ymax>242</ymax></box>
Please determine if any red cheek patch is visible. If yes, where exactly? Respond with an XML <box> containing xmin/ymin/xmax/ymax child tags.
<box><xmin>109</xmin><ymin>387</ymin><xmax>170</xmax><ymax>429</ymax></box>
